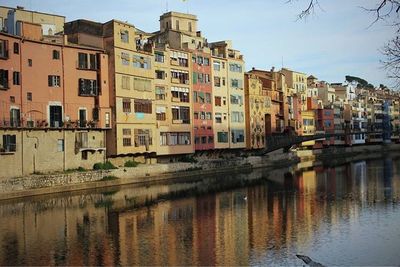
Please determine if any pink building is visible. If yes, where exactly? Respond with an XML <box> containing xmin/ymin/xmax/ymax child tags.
<box><xmin>192</xmin><ymin>50</ymin><xmax>214</xmax><ymax>150</ymax></box>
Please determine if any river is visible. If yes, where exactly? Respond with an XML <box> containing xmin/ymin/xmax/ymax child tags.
<box><xmin>0</xmin><ymin>155</ymin><xmax>400</xmax><ymax>266</ymax></box>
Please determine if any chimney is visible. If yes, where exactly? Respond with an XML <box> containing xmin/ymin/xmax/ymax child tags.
<box><xmin>17</xmin><ymin>6</ymin><xmax>25</xmax><ymax>10</ymax></box>
<box><xmin>271</xmin><ymin>66</ymin><xmax>275</xmax><ymax>72</ymax></box>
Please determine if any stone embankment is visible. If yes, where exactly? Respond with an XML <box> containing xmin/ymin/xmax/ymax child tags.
<box><xmin>0</xmin><ymin>143</ymin><xmax>399</xmax><ymax>201</ymax></box>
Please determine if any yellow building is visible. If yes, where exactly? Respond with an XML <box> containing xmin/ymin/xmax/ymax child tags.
<box><xmin>210</xmin><ymin>55</ymin><xmax>230</xmax><ymax>149</ymax></box>
<box><xmin>0</xmin><ymin>5</ymin><xmax>65</xmax><ymax>35</ymax></box>
<box><xmin>210</xmin><ymin>41</ymin><xmax>246</xmax><ymax>149</ymax></box>
<box><xmin>154</xmin><ymin>44</ymin><xmax>194</xmax><ymax>156</ymax></box>
<box><xmin>301</xmin><ymin>110</ymin><xmax>316</xmax><ymax>147</ymax></box>
<box><xmin>244</xmin><ymin>73</ymin><xmax>272</xmax><ymax>149</ymax></box>
<box><xmin>281</xmin><ymin>68</ymin><xmax>308</xmax><ymax>111</ymax></box>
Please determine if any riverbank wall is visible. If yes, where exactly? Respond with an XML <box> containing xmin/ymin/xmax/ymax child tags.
<box><xmin>0</xmin><ymin>144</ymin><xmax>399</xmax><ymax>201</ymax></box>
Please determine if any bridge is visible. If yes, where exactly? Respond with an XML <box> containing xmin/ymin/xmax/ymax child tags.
<box><xmin>258</xmin><ymin>130</ymin><xmax>395</xmax><ymax>155</ymax></box>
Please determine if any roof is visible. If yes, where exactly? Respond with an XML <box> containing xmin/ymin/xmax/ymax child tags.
<box><xmin>0</xmin><ymin>5</ymin><xmax>65</xmax><ymax>18</ymax></box>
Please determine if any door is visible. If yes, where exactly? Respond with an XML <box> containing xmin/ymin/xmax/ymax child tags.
<box><xmin>50</xmin><ymin>105</ymin><xmax>62</xmax><ymax>127</ymax></box>
<box><xmin>79</xmin><ymin>109</ymin><xmax>87</xmax><ymax>128</ymax></box>
<box><xmin>265</xmin><ymin>114</ymin><xmax>272</xmax><ymax>136</ymax></box>
<box><xmin>10</xmin><ymin>108</ymin><xmax>20</xmax><ymax>127</ymax></box>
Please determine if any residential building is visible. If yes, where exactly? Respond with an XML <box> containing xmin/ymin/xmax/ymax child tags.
<box><xmin>0</xmin><ymin>5</ymin><xmax>65</xmax><ymax>35</ymax></box>
<box><xmin>244</xmin><ymin>73</ymin><xmax>271</xmax><ymax>149</ymax></box>
<box><xmin>247</xmin><ymin>68</ymin><xmax>288</xmax><ymax>135</ymax></box>
<box><xmin>210</xmin><ymin>41</ymin><xmax>246</xmax><ymax>149</ymax></box>
<box><xmin>0</xmin><ymin>21</ymin><xmax>111</xmax><ymax>178</ymax></box>
<box><xmin>210</xmin><ymin>51</ymin><xmax>229</xmax><ymax>149</ymax></box>
<box><xmin>350</xmin><ymin>99</ymin><xmax>367</xmax><ymax>145</ymax></box>
<box><xmin>301</xmin><ymin>110</ymin><xmax>316</xmax><ymax>147</ymax></box>
<box><xmin>315</xmin><ymin>108</ymin><xmax>334</xmax><ymax>146</ymax></box>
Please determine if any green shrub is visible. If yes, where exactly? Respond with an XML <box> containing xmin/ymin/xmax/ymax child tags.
<box><xmin>124</xmin><ymin>160</ymin><xmax>139</xmax><ymax>167</ymax></box>
<box><xmin>101</xmin><ymin>175</ymin><xmax>118</xmax><ymax>181</ymax></box>
<box><xmin>93</xmin><ymin>161</ymin><xmax>117</xmax><ymax>170</ymax></box>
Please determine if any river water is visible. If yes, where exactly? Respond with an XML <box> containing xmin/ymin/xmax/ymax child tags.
<box><xmin>1</xmin><ymin>156</ymin><xmax>400</xmax><ymax>266</ymax></box>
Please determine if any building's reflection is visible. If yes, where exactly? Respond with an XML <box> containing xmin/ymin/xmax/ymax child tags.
<box><xmin>0</xmin><ymin>157</ymin><xmax>400</xmax><ymax>265</ymax></box>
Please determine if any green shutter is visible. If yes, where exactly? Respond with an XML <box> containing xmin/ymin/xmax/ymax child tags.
<box><xmin>192</xmin><ymin>72</ymin><xmax>197</xmax><ymax>84</ymax></box>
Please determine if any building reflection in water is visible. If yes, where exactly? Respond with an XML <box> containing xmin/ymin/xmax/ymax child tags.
<box><xmin>0</xmin><ymin>157</ymin><xmax>400</xmax><ymax>265</ymax></box>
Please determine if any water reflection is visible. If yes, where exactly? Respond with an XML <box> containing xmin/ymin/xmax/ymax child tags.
<box><xmin>1</xmin><ymin>156</ymin><xmax>400</xmax><ymax>266</ymax></box>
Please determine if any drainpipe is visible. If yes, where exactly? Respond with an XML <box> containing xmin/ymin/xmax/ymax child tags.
<box><xmin>61</xmin><ymin>44</ymin><xmax>66</xmax><ymax>171</ymax></box>
<box><xmin>20</xmin><ymin>37</ymin><xmax>24</xmax><ymax>175</ymax></box>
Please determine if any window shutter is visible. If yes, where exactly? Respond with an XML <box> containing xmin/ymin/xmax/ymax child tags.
<box><xmin>192</xmin><ymin>72</ymin><xmax>197</xmax><ymax>84</ymax></box>
<box><xmin>48</xmin><ymin>76</ymin><xmax>52</xmax><ymax>86</ymax></box>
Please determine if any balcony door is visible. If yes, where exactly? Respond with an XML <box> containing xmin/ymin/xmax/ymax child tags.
<box><xmin>50</xmin><ymin>105</ymin><xmax>62</xmax><ymax>127</ymax></box>
<box><xmin>79</xmin><ymin>109</ymin><xmax>87</xmax><ymax>128</ymax></box>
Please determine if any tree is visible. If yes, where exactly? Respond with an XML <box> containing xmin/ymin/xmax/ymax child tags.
<box><xmin>288</xmin><ymin>0</ymin><xmax>400</xmax><ymax>88</ymax></box>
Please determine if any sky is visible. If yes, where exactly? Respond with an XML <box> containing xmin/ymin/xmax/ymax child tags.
<box><xmin>2</xmin><ymin>0</ymin><xmax>396</xmax><ymax>87</ymax></box>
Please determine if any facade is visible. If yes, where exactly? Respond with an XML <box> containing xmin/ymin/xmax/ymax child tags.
<box><xmin>301</xmin><ymin>110</ymin><xmax>316</xmax><ymax>147</ymax></box>
<box><xmin>315</xmin><ymin>108</ymin><xmax>334</xmax><ymax>146</ymax></box>
<box><xmin>210</xmin><ymin>52</ymin><xmax>229</xmax><ymax>149</ymax></box>
<box><xmin>244</xmin><ymin>73</ymin><xmax>271</xmax><ymax>149</ymax></box>
<box><xmin>210</xmin><ymin>41</ymin><xmax>246</xmax><ymax>149</ymax></box>
<box><xmin>0</xmin><ymin>6</ymin><xmax>65</xmax><ymax>35</ymax></box>
<box><xmin>350</xmin><ymin>100</ymin><xmax>367</xmax><ymax>145</ymax></box>
<box><xmin>247</xmin><ymin>68</ymin><xmax>288</xmax><ymax>135</ymax></box>
<box><xmin>0</xmin><ymin>22</ymin><xmax>111</xmax><ymax>177</ymax></box>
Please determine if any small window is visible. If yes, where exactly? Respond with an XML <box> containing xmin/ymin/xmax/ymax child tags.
<box><xmin>48</xmin><ymin>75</ymin><xmax>60</xmax><ymax>87</ymax></box>
<box><xmin>52</xmin><ymin>50</ymin><xmax>60</xmax><ymax>60</ymax></box>
<box><xmin>28</xmin><ymin>59</ymin><xmax>32</xmax><ymax>66</ymax></box>
<box><xmin>10</xmin><ymin>96</ymin><xmax>15</xmax><ymax>103</ymax></box>
<box><xmin>57</xmin><ymin>139</ymin><xmax>64</xmax><ymax>152</ymax></box>
<box><xmin>13</xmin><ymin>71</ymin><xmax>20</xmax><ymax>85</ymax></box>
<box><xmin>27</xmin><ymin>92</ymin><xmax>32</xmax><ymax>101</ymax></box>
<box><xmin>81</xmin><ymin>151</ymin><xmax>88</xmax><ymax>160</ymax></box>
<box><xmin>121</xmin><ymin>30</ymin><xmax>129</xmax><ymax>43</ymax></box>
<box><xmin>2</xmin><ymin>135</ymin><xmax>16</xmax><ymax>152</ymax></box>
<box><xmin>176</xmin><ymin>20</ymin><xmax>180</xmax><ymax>31</ymax></box>
<box><xmin>13</xmin><ymin>42</ymin><xmax>19</xmax><ymax>54</ymax></box>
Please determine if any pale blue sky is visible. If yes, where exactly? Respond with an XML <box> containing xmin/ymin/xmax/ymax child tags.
<box><xmin>3</xmin><ymin>0</ymin><xmax>395</xmax><ymax>87</ymax></box>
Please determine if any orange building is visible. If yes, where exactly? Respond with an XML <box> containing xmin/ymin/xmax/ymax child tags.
<box><xmin>0</xmin><ymin>21</ymin><xmax>111</xmax><ymax>177</ymax></box>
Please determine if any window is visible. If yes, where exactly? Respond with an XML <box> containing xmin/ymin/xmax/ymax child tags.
<box><xmin>156</xmin><ymin>70</ymin><xmax>166</xmax><ymax>79</ymax></box>
<box><xmin>13</xmin><ymin>42</ymin><xmax>19</xmax><ymax>54</ymax></box>
<box><xmin>2</xmin><ymin>135</ymin><xmax>16</xmax><ymax>152</ymax></box>
<box><xmin>27</xmin><ymin>92</ymin><xmax>32</xmax><ymax>101</ymax></box>
<box><xmin>53</xmin><ymin>50</ymin><xmax>60</xmax><ymax>59</ymax></box>
<box><xmin>206</xmin><ymin>112</ymin><xmax>212</xmax><ymax>120</ymax></box>
<box><xmin>193</xmin><ymin>91</ymin><xmax>198</xmax><ymax>103</ymax></box>
<box><xmin>13</xmin><ymin>71</ymin><xmax>20</xmax><ymax>85</ymax></box>
<box><xmin>123</xmin><ymin>128</ymin><xmax>132</xmax><ymax>146</ymax></box>
<box><xmin>0</xmin><ymin>69</ymin><xmax>9</xmax><ymax>89</ymax></box>
<box><xmin>194</xmin><ymin>112</ymin><xmax>199</xmax><ymax>119</ymax></box>
<box><xmin>10</xmin><ymin>96</ymin><xmax>15</xmax><ymax>103</ymax></box>
<box><xmin>78</xmin><ymin>53</ymin><xmax>88</xmax><ymax>69</ymax></box>
<box><xmin>231</xmin><ymin>129</ymin><xmax>245</xmax><ymax>143</ymax></box>
<box><xmin>89</xmin><ymin>54</ymin><xmax>97</xmax><ymax>70</ymax></box>
<box><xmin>172</xmin><ymin>106</ymin><xmax>190</xmax><ymax>124</ymax></box>
<box><xmin>156</xmin><ymin>106</ymin><xmax>166</xmax><ymax>121</ymax></box>
<box><xmin>171</xmin><ymin>70</ymin><xmax>189</xmax><ymax>84</ymax></box>
<box><xmin>213</xmin><ymin>61</ymin><xmax>220</xmax><ymax>71</ymax></box>
<box><xmin>122</xmin><ymin>75</ymin><xmax>130</xmax><ymax>90</ymax></box>
<box><xmin>134</xmin><ymin>99</ymin><xmax>152</xmax><ymax>113</ymax></box>
<box><xmin>28</xmin><ymin>59</ymin><xmax>33</xmax><ymax>66</ymax></box>
<box><xmin>57</xmin><ymin>139</ymin><xmax>64</xmax><ymax>152</ymax></box>
<box><xmin>230</xmin><ymin>95</ymin><xmax>243</xmax><ymax>105</ymax></box>
<box><xmin>217</xmin><ymin>132</ymin><xmax>228</xmax><ymax>143</ymax></box>
<box><xmin>48</xmin><ymin>75</ymin><xmax>61</xmax><ymax>87</ymax></box>
<box><xmin>229</xmin><ymin>63</ymin><xmax>242</xmax><ymax>73</ymax></box>
<box><xmin>215</xmin><ymin>96</ymin><xmax>221</xmax><ymax>106</ymax></box>
<box><xmin>205</xmin><ymin>93</ymin><xmax>211</xmax><ymax>103</ymax></box>
<box><xmin>133</xmin><ymin>55</ymin><xmax>151</xmax><ymax>69</ymax></box>
<box><xmin>215</xmin><ymin>113</ymin><xmax>222</xmax><ymax>123</ymax></box>
<box><xmin>81</xmin><ymin>151</ymin><xmax>88</xmax><ymax>160</ymax></box>
<box><xmin>10</xmin><ymin>108</ymin><xmax>20</xmax><ymax>127</ymax></box>
<box><xmin>200</xmin><ymin>112</ymin><xmax>205</xmax><ymax>120</ymax></box>
<box><xmin>214</xmin><ymin>76</ymin><xmax>221</xmax><ymax>87</ymax></box>
<box><xmin>121</xmin><ymin>30</ymin><xmax>129</xmax><ymax>43</ymax></box>
<box><xmin>160</xmin><ymin>132</ymin><xmax>191</xmax><ymax>146</ymax></box>
<box><xmin>155</xmin><ymin>52</ymin><xmax>165</xmax><ymax>63</ymax></box>
<box><xmin>123</xmin><ymin>99</ymin><xmax>131</xmax><ymax>113</ymax></box>
<box><xmin>121</xmin><ymin>52</ymin><xmax>130</xmax><ymax>66</ymax></box>
<box><xmin>231</xmin><ymin>79</ymin><xmax>243</xmax><ymax>88</ymax></box>
<box><xmin>222</xmin><ymin>78</ymin><xmax>226</xmax><ymax>86</ymax></box>
<box><xmin>155</xmin><ymin>86</ymin><xmax>166</xmax><ymax>100</ymax></box>
<box><xmin>133</xmin><ymin>78</ymin><xmax>151</xmax><ymax>91</ymax></box>
<box><xmin>134</xmin><ymin>129</ymin><xmax>152</xmax><ymax>147</ymax></box>
<box><xmin>231</xmin><ymin>112</ymin><xmax>244</xmax><ymax>123</ymax></box>
<box><xmin>198</xmin><ymin>92</ymin><xmax>205</xmax><ymax>103</ymax></box>
<box><xmin>176</xmin><ymin>20</ymin><xmax>180</xmax><ymax>30</ymax></box>
<box><xmin>171</xmin><ymin>87</ymin><xmax>190</xmax><ymax>102</ymax></box>
<box><xmin>105</xmin><ymin>112</ymin><xmax>110</xmax><ymax>128</ymax></box>
<box><xmin>0</xmin><ymin>39</ymin><xmax>8</xmax><ymax>58</ymax></box>
<box><xmin>204</xmin><ymin>58</ymin><xmax>210</xmax><ymax>66</ymax></box>
<box><xmin>78</xmin><ymin>79</ymin><xmax>98</xmax><ymax>96</ymax></box>
<box><xmin>188</xmin><ymin>22</ymin><xmax>192</xmax><ymax>32</ymax></box>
